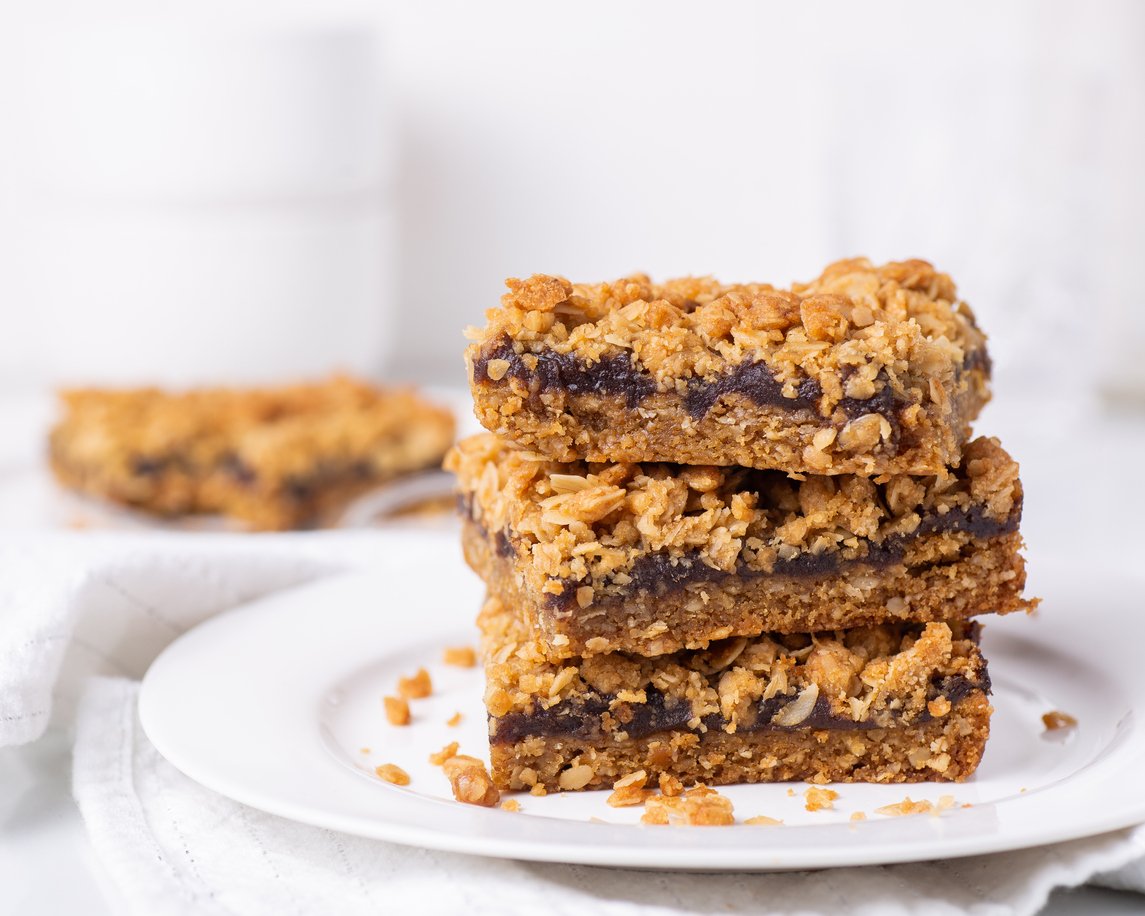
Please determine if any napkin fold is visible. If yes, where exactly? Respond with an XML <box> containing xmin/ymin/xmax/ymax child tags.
<box><xmin>3</xmin><ymin>533</ymin><xmax>1145</xmax><ymax>915</ymax></box>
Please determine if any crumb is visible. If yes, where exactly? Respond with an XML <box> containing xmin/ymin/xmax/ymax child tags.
<box><xmin>443</xmin><ymin>646</ymin><xmax>477</xmax><ymax>667</ymax></box>
<box><xmin>375</xmin><ymin>763</ymin><xmax>409</xmax><ymax>786</ymax></box>
<box><xmin>1042</xmin><ymin>710</ymin><xmax>1077</xmax><ymax>731</ymax></box>
<box><xmin>804</xmin><ymin>787</ymin><xmax>839</xmax><ymax>812</ymax></box>
<box><xmin>428</xmin><ymin>741</ymin><xmax>460</xmax><ymax>766</ymax></box>
<box><xmin>927</xmin><ymin>696</ymin><xmax>952</xmax><ymax>718</ymax></box>
<box><xmin>786</xmin><ymin>788</ymin><xmax>795</xmax><ymax>797</ymax></box>
<box><xmin>398</xmin><ymin>668</ymin><xmax>432</xmax><ymax>699</ymax></box>
<box><xmin>607</xmin><ymin>770</ymin><xmax>650</xmax><ymax>807</ymax></box>
<box><xmin>500</xmin><ymin>799</ymin><xmax>521</xmax><ymax>812</ymax></box>
<box><xmin>359</xmin><ymin>747</ymin><xmax>370</xmax><ymax>754</ymax></box>
<box><xmin>743</xmin><ymin>815</ymin><xmax>783</xmax><ymax>826</ymax></box>
<box><xmin>642</xmin><ymin>788</ymin><xmax>735</xmax><ymax>826</ymax></box>
<box><xmin>442</xmin><ymin>755</ymin><xmax>500</xmax><ymax>807</ymax></box>
<box><xmin>530</xmin><ymin>784</ymin><xmax>548</xmax><ymax>797</ymax></box>
<box><xmin>850</xmin><ymin>811</ymin><xmax>866</xmax><ymax>822</ymax></box>
<box><xmin>962</xmin><ymin>803</ymin><xmax>974</xmax><ymax>809</ymax></box>
<box><xmin>658</xmin><ymin>772</ymin><xmax>684</xmax><ymax>797</ymax></box>
<box><xmin>935</xmin><ymin>795</ymin><xmax>956</xmax><ymax>813</ymax></box>
<box><xmin>383</xmin><ymin>695</ymin><xmax>410</xmax><ymax>726</ymax></box>
<box><xmin>446</xmin><ymin>711</ymin><xmax>463</xmax><ymax>727</ymax></box>
<box><xmin>875</xmin><ymin>796</ymin><xmax>935</xmax><ymax>817</ymax></box>
<box><xmin>1020</xmin><ymin>787</ymin><xmax>1027</xmax><ymax>793</ymax></box>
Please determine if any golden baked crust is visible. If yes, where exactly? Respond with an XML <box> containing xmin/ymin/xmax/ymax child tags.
<box><xmin>50</xmin><ymin>376</ymin><xmax>455</xmax><ymax>530</ymax></box>
<box><xmin>448</xmin><ymin>432</ymin><xmax>1032</xmax><ymax>656</ymax></box>
<box><xmin>467</xmin><ymin>258</ymin><xmax>990</xmax><ymax>475</ymax></box>
<box><xmin>480</xmin><ymin>595</ymin><xmax>991</xmax><ymax>789</ymax></box>
<box><xmin>463</xmin><ymin>517</ymin><xmax>1030</xmax><ymax>658</ymax></box>
<box><xmin>491</xmin><ymin>701</ymin><xmax>991</xmax><ymax>790</ymax></box>
<box><xmin>480</xmin><ymin>595</ymin><xmax>987</xmax><ymax>733</ymax></box>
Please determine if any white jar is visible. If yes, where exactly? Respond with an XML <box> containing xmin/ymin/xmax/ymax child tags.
<box><xmin>7</xmin><ymin>22</ymin><xmax>393</xmax><ymax>388</ymax></box>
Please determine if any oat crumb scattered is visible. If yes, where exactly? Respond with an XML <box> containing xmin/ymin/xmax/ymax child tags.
<box><xmin>658</xmin><ymin>773</ymin><xmax>684</xmax><ymax>797</ymax></box>
<box><xmin>500</xmin><ymin>799</ymin><xmax>521</xmax><ymax>812</ymax></box>
<box><xmin>875</xmin><ymin>796</ymin><xmax>937</xmax><ymax>817</ymax></box>
<box><xmin>359</xmin><ymin>747</ymin><xmax>371</xmax><ymax>755</ymax></box>
<box><xmin>804</xmin><ymin>787</ymin><xmax>839</xmax><ymax>812</ymax></box>
<box><xmin>786</xmin><ymin>788</ymin><xmax>796</xmax><ymax>797</ymax></box>
<box><xmin>429</xmin><ymin>741</ymin><xmax>461</xmax><ymax>766</ymax></box>
<box><xmin>607</xmin><ymin>770</ymin><xmax>650</xmax><ymax>807</ymax></box>
<box><xmin>384</xmin><ymin>695</ymin><xmax>410</xmax><ymax>726</ymax></box>
<box><xmin>850</xmin><ymin>811</ymin><xmax>867</xmax><ymax>822</ymax></box>
<box><xmin>530</xmin><ymin>784</ymin><xmax>548</xmax><ymax>797</ymax></box>
<box><xmin>397</xmin><ymin>668</ymin><xmax>432</xmax><ymax>699</ymax></box>
<box><xmin>375</xmin><ymin>763</ymin><xmax>409</xmax><ymax>786</ymax></box>
<box><xmin>446</xmin><ymin>711</ymin><xmax>463</xmax><ymax>727</ymax></box>
<box><xmin>444</xmin><ymin>646</ymin><xmax>477</xmax><ymax>668</ymax></box>
<box><xmin>1042</xmin><ymin>710</ymin><xmax>1077</xmax><ymax>731</ymax></box>
<box><xmin>443</xmin><ymin>754</ymin><xmax>500</xmax><ymax>807</ymax></box>
<box><xmin>641</xmin><ymin>786</ymin><xmax>734</xmax><ymax>826</ymax></box>
<box><xmin>743</xmin><ymin>815</ymin><xmax>783</xmax><ymax>826</ymax></box>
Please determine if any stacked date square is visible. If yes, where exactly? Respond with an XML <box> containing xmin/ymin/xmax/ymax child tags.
<box><xmin>448</xmin><ymin>258</ymin><xmax>1035</xmax><ymax>793</ymax></box>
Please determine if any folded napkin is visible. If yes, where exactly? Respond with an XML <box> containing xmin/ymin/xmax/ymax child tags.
<box><xmin>3</xmin><ymin>533</ymin><xmax>1144</xmax><ymax>916</ymax></box>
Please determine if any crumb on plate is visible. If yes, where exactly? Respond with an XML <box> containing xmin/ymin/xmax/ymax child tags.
<box><xmin>443</xmin><ymin>646</ymin><xmax>477</xmax><ymax>667</ymax></box>
<box><xmin>429</xmin><ymin>741</ymin><xmax>460</xmax><ymax>766</ymax></box>
<box><xmin>375</xmin><ymin>763</ymin><xmax>410</xmax><ymax>786</ymax></box>
<box><xmin>398</xmin><ymin>668</ymin><xmax>432</xmax><ymax>699</ymax></box>
<box><xmin>804</xmin><ymin>787</ymin><xmax>839</xmax><ymax>812</ymax></box>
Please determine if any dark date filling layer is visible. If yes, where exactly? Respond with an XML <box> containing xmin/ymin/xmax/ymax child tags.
<box><xmin>473</xmin><ymin>333</ymin><xmax>989</xmax><ymax>429</ymax></box>
<box><xmin>490</xmin><ymin>667</ymin><xmax>988</xmax><ymax>745</ymax></box>
<box><xmin>50</xmin><ymin>438</ymin><xmax>387</xmax><ymax>512</ymax></box>
<box><xmin>460</xmin><ymin>496</ymin><xmax>1021</xmax><ymax>612</ymax></box>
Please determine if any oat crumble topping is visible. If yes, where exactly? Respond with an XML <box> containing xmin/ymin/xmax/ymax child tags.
<box><xmin>469</xmin><ymin>259</ymin><xmax>987</xmax><ymax>417</ymax></box>
<box><xmin>480</xmin><ymin>594</ymin><xmax>986</xmax><ymax>734</ymax></box>
<box><xmin>450</xmin><ymin>433</ymin><xmax>1021</xmax><ymax>602</ymax></box>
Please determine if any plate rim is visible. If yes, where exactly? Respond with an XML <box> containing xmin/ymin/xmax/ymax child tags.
<box><xmin>139</xmin><ymin>558</ymin><xmax>1145</xmax><ymax>872</ymax></box>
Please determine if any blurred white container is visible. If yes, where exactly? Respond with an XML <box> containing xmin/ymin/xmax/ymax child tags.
<box><xmin>11</xmin><ymin>22</ymin><xmax>393</xmax><ymax>387</ymax></box>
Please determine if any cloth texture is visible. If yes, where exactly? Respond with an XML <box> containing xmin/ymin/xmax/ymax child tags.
<box><xmin>3</xmin><ymin>532</ymin><xmax>1144</xmax><ymax>916</ymax></box>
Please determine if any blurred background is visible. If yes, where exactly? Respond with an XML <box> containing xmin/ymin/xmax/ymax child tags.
<box><xmin>1</xmin><ymin>0</ymin><xmax>1143</xmax><ymax>394</ymax></box>
<box><xmin>0</xmin><ymin>0</ymin><xmax>1142</xmax><ymax>538</ymax></box>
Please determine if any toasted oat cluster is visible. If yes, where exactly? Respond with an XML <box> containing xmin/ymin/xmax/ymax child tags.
<box><xmin>449</xmin><ymin>433</ymin><xmax>1021</xmax><ymax>598</ymax></box>
<box><xmin>50</xmin><ymin>376</ymin><xmax>455</xmax><ymax>529</ymax></box>
<box><xmin>466</xmin><ymin>259</ymin><xmax>991</xmax><ymax>475</ymax></box>
<box><xmin>473</xmin><ymin>259</ymin><xmax>985</xmax><ymax>397</ymax></box>
<box><xmin>479</xmin><ymin>595</ymin><xmax>986</xmax><ymax>733</ymax></box>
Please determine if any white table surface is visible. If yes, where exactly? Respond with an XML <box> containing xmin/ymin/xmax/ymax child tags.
<box><xmin>3</xmin><ymin>389</ymin><xmax>1145</xmax><ymax>914</ymax></box>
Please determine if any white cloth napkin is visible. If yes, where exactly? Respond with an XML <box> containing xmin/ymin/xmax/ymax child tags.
<box><xmin>3</xmin><ymin>533</ymin><xmax>1145</xmax><ymax>916</ymax></box>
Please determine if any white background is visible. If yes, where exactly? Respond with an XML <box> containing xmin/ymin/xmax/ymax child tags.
<box><xmin>0</xmin><ymin>0</ymin><xmax>1143</xmax><ymax>398</ymax></box>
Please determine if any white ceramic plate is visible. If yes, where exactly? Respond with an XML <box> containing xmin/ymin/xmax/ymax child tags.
<box><xmin>139</xmin><ymin>535</ymin><xmax>1145</xmax><ymax>871</ymax></box>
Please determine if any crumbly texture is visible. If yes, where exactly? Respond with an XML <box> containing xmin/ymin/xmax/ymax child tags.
<box><xmin>50</xmin><ymin>376</ymin><xmax>455</xmax><ymax>530</ymax></box>
<box><xmin>450</xmin><ymin>433</ymin><xmax>1033</xmax><ymax>658</ymax></box>
<box><xmin>442</xmin><ymin>754</ymin><xmax>501</xmax><ymax>807</ymax></box>
<box><xmin>480</xmin><ymin>595</ymin><xmax>991</xmax><ymax>789</ymax></box>
<box><xmin>492</xmin><ymin>700</ymin><xmax>991</xmax><ymax>791</ymax></box>
<box><xmin>641</xmin><ymin>785</ymin><xmax>735</xmax><ymax>825</ymax></box>
<box><xmin>467</xmin><ymin>259</ymin><xmax>990</xmax><ymax>475</ymax></box>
